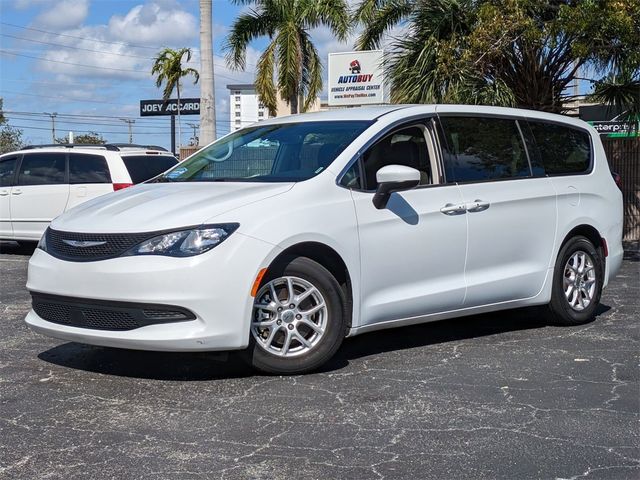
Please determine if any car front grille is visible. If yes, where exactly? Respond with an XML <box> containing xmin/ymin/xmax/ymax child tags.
<box><xmin>46</xmin><ymin>228</ymin><xmax>151</xmax><ymax>261</ymax></box>
<box><xmin>31</xmin><ymin>293</ymin><xmax>195</xmax><ymax>331</ymax></box>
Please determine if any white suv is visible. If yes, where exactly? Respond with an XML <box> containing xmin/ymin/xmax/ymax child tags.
<box><xmin>0</xmin><ymin>144</ymin><xmax>177</xmax><ymax>242</ymax></box>
<box><xmin>24</xmin><ymin>105</ymin><xmax>624</xmax><ymax>374</ymax></box>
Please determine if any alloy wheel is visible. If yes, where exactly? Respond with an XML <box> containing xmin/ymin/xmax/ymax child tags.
<box><xmin>563</xmin><ymin>250</ymin><xmax>597</xmax><ymax>311</ymax></box>
<box><xmin>251</xmin><ymin>276</ymin><xmax>328</xmax><ymax>357</ymax></box>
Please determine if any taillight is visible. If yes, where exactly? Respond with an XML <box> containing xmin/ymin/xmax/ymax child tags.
<box><xmin>113</xmin><ymin>183</ymin><xmax>133</xmax><ymax>191</ymax></box>
<box><xmin>612</xmin><ymin>172</ymin><xmax>622</xmax><ymax>190</ymax></box>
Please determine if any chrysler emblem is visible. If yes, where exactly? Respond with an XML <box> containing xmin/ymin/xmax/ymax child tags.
<box><xmin>62</xmin><ymin>239</ymin><xmax>106</xmax><ymax>248</ymax></box>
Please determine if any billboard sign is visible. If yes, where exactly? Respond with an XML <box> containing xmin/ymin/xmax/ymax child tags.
<box><xmin>140</xmin><ymin>98</ymin><xmax>200</xmax><ymax>116</ymax></box>
<box><xmin>328</xmin><ymin>50</ymin><xmax>385</xmax><ymax>106</ymax></box>
<box><xmin>588</xmin><ymin>120</ymin><xmax>639</xmax><ymax>138</ymax></box>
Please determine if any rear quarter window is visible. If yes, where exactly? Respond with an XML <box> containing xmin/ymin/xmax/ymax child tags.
<box><xmin>527</xmin><ymin>121</ymin><xmax>592</xmax><ymax>175</ymax></box>
<box><xmin>121</xmin><ymin>155</ymin><xmax>178</xmax><ymax>183</ymax></box>
<box><xmin>69</xmin><ymin>153</ymin><xmax>111</xmax><ymax>184</ymax></box>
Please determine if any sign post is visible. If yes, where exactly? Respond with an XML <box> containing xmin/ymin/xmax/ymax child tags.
<box><xmin>328</xmin><ymin>50</ymin><xmax>386</xmax><ymax>107</ymax></box>
<box><xmin>140</xmin><ymin>98</ymin><xmax>201</xmax><ymax>154</ymax></box>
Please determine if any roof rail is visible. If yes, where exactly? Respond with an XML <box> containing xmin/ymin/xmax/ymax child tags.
<box><xmin>22</xmin><ymin>143</ymin><xmax>119</xmax><ymax>151</ymax></box>
<box><xmin>105</xmin><ymin>143</ymin><xmax>168</xmax><ymax>152</ymax></box>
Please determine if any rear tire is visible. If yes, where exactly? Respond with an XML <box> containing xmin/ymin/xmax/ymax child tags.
<box><xmin>246</xmin><ymin>256</ymin><xmax>347</xmax><ymax>374</ymax></box>
<box><xmin>547</xmin><ymin>236</ymin><xmax>604</xmax><ymax>326</ymax></box>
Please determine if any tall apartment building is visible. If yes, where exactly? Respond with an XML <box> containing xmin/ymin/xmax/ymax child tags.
<box><xmin>227</xmin><ymin>84</ymin><xmax>270</xmax><ymax>132</ymax></box>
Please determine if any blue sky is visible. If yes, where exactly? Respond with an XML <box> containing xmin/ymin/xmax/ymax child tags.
<box><xmin>0</xmin><ymin>0</ymin><xmax>354</xmax><ymax>149</ymax></box>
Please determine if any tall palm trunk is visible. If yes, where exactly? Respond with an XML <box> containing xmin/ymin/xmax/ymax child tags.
<box><xmin>289</xmin><ymin>93</ymin><xmax>298</xmax><ymax>114</ymax></box>
<box><xmin>199</xmin><ymin>0</ymin><xmax>216</xmax><ymax>145</ymax></box>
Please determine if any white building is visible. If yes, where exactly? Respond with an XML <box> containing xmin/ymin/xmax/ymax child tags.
<box><xmin>227</xmin><ymin>84</ymin><xmax>270</xmax><ymax>132</ymax></box>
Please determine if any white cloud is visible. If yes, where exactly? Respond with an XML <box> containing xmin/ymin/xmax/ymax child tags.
<box><xmin>108</xmin><ymin>1</ymin><xmax>197</xmax><ymax>45</ymax></box>
<box><xmin>34</xmin><ymin>0</ymin><xmax>89</xmax><ymax>29</ymax></box>
<box><xmin>12</xmin><ymin>0</ymin><xmax>50</xmax><ymax>10</ymax></box>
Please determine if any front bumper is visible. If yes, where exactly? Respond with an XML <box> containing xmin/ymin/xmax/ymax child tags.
<box><xmin>25</xmin><ymin>233</ymin><xmax>279</xmax><ymax>352</ymax></box>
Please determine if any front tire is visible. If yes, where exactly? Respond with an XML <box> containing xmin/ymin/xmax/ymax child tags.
<box><xmin>547</xmin><ymin>236</ymin><xmax>604</xmax><ymax>325</ymax></box>
<box><xmin>247</xmin><ymin>256</ymin><xmax>347</xmax><ymax>374</ymax></box>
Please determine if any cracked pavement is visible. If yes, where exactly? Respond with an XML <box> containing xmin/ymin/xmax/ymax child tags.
<box><xmin>0</xmin><ymin>242</ymin><xmax>638</xmax><ymax>479</ymax></box>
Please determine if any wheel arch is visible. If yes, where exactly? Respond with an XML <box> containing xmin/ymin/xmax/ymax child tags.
<box><xmin>268</xmin><ymin>242</ymin><xmax>354</xmax><ymax>328</ymax></box>
<box><xmin>559</xmin><ymin>224</ymin><xmax>604</xmax><ymax>255</ymax></box>
<box><xmin>554</xmin><ymin>223</ymin><xmax>607</xmax><ymax>281</ymax></box>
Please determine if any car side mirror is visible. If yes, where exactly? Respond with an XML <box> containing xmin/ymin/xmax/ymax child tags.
<box><xmin>372</xmin><ymin>165</ymin><xmax>420</xmax><ymax>209</ymax></box>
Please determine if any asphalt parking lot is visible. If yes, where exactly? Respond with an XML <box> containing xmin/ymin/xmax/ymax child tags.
<box><xmin>1</xmin><ymin>242</ymin><xmax>638</xmax><ymax>479</ymax></box>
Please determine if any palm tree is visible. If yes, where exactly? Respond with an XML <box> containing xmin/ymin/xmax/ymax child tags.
<box><xmin>225</xmin><ymin>0</ymin><xmax>350</xmax><ymax>115</ymax></box>
<box><xmin>151</xmin><ymin>47</ymin><xmax>200</xmax><ymax>148</ymax></box>
<box><xmin>354</xmin><ymin>0</ymin><xmax>515</xmax><ymax>107</ymax></box>
<box><xmin>354</xmin><ymin>0</ymin><xmax>639</xmax><ymax>113</ymax></box>
<box><xmin>199</xmin><ymin>0</ymin><xmax>216</xmax><ymax>145</ymax></box>
<box><xmin>590</xmin><ymin>65</ymin><xmax>640</xmax><ymax>123</ymax></box>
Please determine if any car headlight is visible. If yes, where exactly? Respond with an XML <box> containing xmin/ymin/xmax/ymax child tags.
<box><xmin>125</xmin><ymin>224</ymin><xmax>239</xmax><ymax>257</ymax></box>
<box><xmin>37</xmin><ymin>229</ymin><xmax>48</xmax><ymax>252</ymax></box>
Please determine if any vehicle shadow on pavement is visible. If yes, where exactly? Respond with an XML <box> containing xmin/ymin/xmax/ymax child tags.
<box><xmin>37</xmin><ymin>304</ymin><xmax>610</xmax><ymax>380</ymax></box>
<box><xmin>0</xmin><ymin>241</ymin><xmax>37</xmax><ymax>256</ymax></box>
<box><xmin>326</xmin><ymin>304</ymin><xmax>610</xmax><ymax>371</ymax></box>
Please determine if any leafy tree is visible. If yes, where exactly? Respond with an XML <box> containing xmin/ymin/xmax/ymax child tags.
<box><xmin>225</xmin><ymin>0</ymin><xmax>350</xmax><ymax>115</ymax></box>
<box><xmin>151</xmin><ymin>47</ymin><xmax>199</xmax><ymax>147</ymax></box>
<box><xmin>355</xmin><ymin>0</ymin><xmax>640</xmax><ymax>113</ymax></box>
<box><xmin>56</xmin><ymin>132</ymin><xmax>106</xmax><ymax>144</ymax></box>
<box><xmin>0</xmin><ymin>98</ymin><xmax>24</xmax><ymax>154</ymax></box>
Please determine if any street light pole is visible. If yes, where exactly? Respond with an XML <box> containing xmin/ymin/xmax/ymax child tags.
<box><xmin>44</xmin><ymin>112</ymin><xmax>57</xmax><ymax>142</ymax></box>
<box><xmin>120</xmin><ymin>118</ymin><xmax>135</xmax><ymax>143</ymax></box>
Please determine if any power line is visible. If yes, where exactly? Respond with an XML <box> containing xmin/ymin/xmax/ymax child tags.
<box><xmin>8</xmin><ymin>123</ymin><xmax>173</xmax><ymax>135</ymax></box>
<box><xmin>3</xmin><ymin>110</ymin><xmax>194</xmax><ymax>123</ymax></box>
<box><xmin>0</xmin><ymin>21</ymin><xmax>160</xmax><ymax>50</ymax></box>
<box><xmin>3</xmin><ymin>110</ymin><xmax>239</xmax><ymax>126</ymax></box>
<box><xmin>0</xmin><ymin>21</ymin><xmax>259</xmax><ymax>69</ymax></box>
<box><xmin>0</xmin><ymin>49</ymin><xmax>253</xmax><ymax>84</ymax></box>
<box><xmin>2</xmin><ymin>78</ymin><xmax>159</xmax><ymax>90</ymax></box>
<box><xmin>0</xmin><ymin>33</ymin><xmax>154</xmax><ymax>60</ymax></box>
<box><xmin>4</xmin><ymin>115</ymin><xmax>174</xmax><ymax>129</ymax></box>
<box><xmin>0</xmin><ymin>33</ymin><xmax>249</xmax><ymax>74</ymax></box>
<box><xmin>0</xmin><ymin>50</ymin><xmax>145</xmax><ymax>73</ymax></box>
<box><xmin>2</xmin><ymin>89</ymin><xmax>134</xmax><ymax>106</ymax></box>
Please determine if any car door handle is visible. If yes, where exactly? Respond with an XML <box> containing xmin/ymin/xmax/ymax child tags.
<box><xmin>440</xmin><ymin>203</ymin><xmax>467</xmax><ymax>215</ymax></box>
<box><xmin>0</xmin><ymin>190</ymin><xmax>9</xmax><ymax>196</ymax></box>
<box><xmin>11</xmin><ymin>189</ymin><xmax>22</xmax><ymax>195</ymax></box>
<box><xmin>466</xmin><ymin>199</ymin><xmax>490</xmax><ymax>212</ymax></box>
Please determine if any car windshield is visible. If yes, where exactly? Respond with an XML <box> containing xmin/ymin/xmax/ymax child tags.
<box><xmin>158</xmin><ymin>121</ymin><xmax>372</xmax><ymax>182</ymax></box>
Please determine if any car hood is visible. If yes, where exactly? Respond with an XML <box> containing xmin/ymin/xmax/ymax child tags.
<box><xmin>51</xmin><ymin>182</ymin><xmax>294</xmax><ymax>233</ymax></box>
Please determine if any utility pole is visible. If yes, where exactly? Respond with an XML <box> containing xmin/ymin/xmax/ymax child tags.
<box><xmin>120</xmin><ymin>118</ymin><xmax>135</xmax><ymax>143</ymax></box>
<box><xmin>199</xmin><ymin>0</ymin><xmax>216</xmax><ymax>145</ymax></box>
<box><xmin>44</xmin><ymin>112</ymin><xmax>57</xmax><ymax>142</ymax></box>
<box><xmin>187</xmin><ymin>122</ymin><xmax>199</xmax><ymax>145</ymax></box>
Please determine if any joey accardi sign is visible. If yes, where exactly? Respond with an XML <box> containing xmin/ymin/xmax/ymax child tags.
<box><xmin>140</xmin><ymin>98</ymin><xmax>200</xmax><ymax>116</ymax></box>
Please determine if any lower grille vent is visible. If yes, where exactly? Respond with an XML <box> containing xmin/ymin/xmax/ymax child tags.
<box><xmin>32</xmin><ymin>293</ymin><xmax>195</xmax><ymax>331</ymax></box>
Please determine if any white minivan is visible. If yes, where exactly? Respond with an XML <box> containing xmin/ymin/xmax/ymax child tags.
<box><xmin>0</xmin><ymin>144</ymin><xmax>178</xmax><ymax>242</ymax></box>
<box><xmin>25</xmin><ymin>105</ymin><xmax>624</xmax><ymax>374</ymax></box>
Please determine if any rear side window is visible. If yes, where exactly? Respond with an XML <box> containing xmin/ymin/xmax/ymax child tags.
<box><xmin>18</xmin><ymin>153</ymin><xmax>66</xmax><ymax>185</ymax></box>
<box><xmin>0</xmin><ymin>157</ymin><xmax>18</xmax><ymax>186</ymax></box>
<box><xmin>439</xmin><ymin>116</ymin><xmax>530</xmax><ymax>182</ymax></box>
<box><xmin>121</xmin><ymin>155</ymin><xmax>178</xmax><ymax>183</ymax></box>
<box><xmin>69</xmin><ymin>154</ymin><xmax>111</xmax><ymax>184</ymax></box>
<box><xmin>527</xmin><ymin>121</ymin><xmax>591</xmax><ymax>175</ymax></box>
